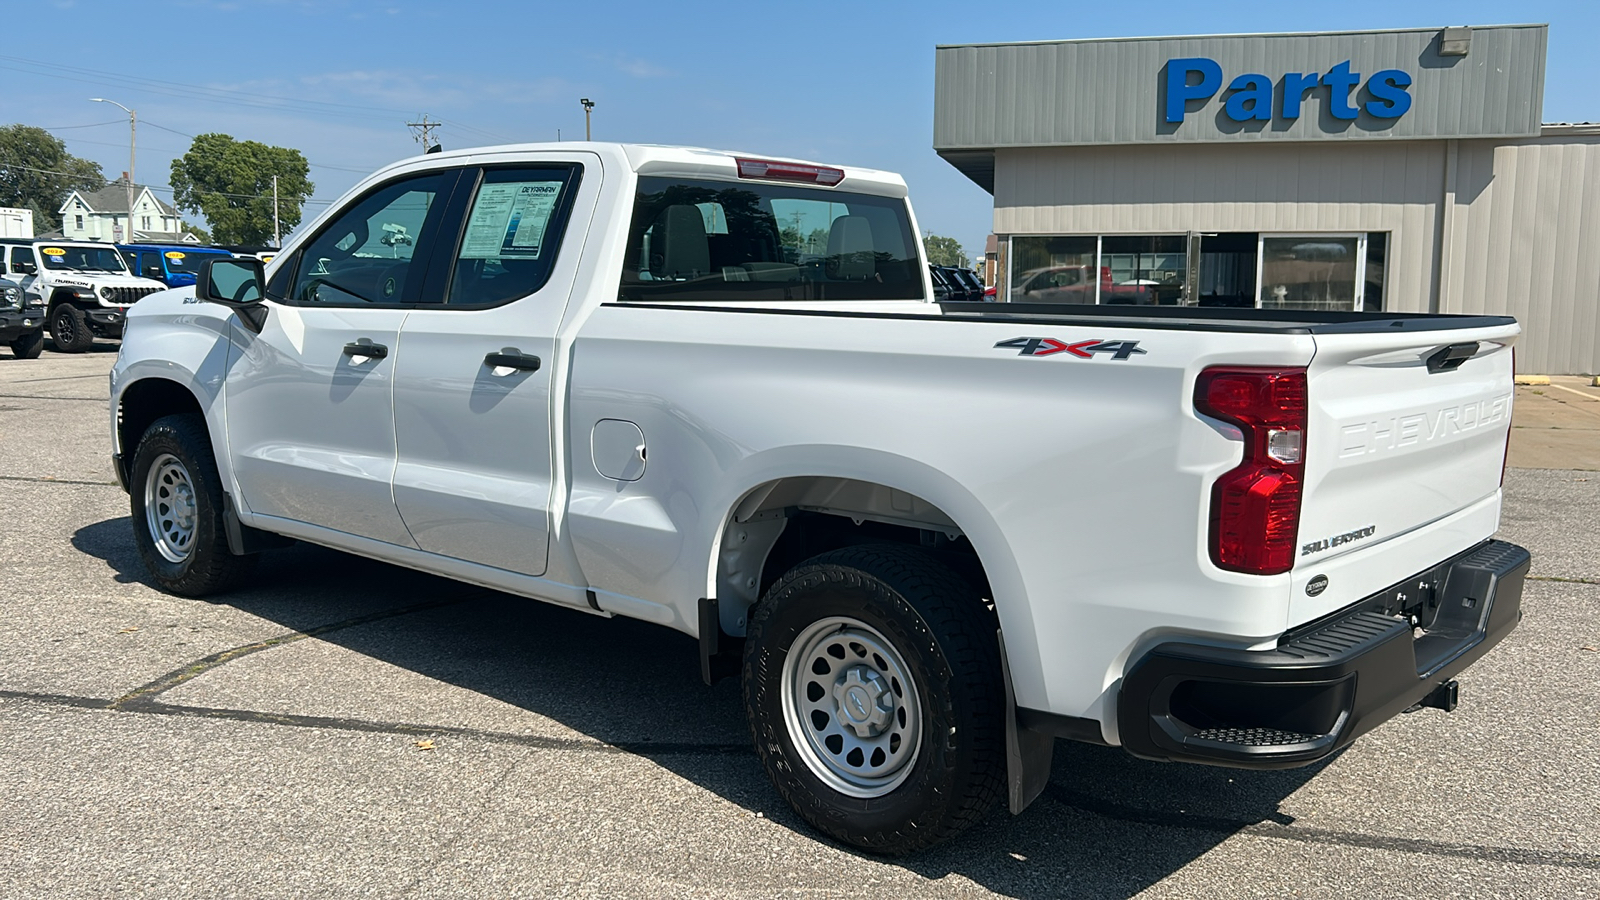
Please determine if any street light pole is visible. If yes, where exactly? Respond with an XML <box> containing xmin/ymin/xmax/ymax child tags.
<box><xmin>91</xmin><ymin>98</ymin><xmax>135</xmax><ymax>242</ymax></box>
<box><xmin>580</xmin><ymin>98</ymin><xmax>594</xmax><ymax>141</ymax></box>
<box><xmin>272</xmin><ymin>174</ymin><xmax>280</xmax><ymax>248</ymax></box>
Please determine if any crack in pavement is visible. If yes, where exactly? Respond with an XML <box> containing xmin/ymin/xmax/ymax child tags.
<box><xmin>1042</xmin><ymin>786</ymin><xmax>1600</xmax><ymax>871</ymax></box>
<box><xmin>1527</xmin><ymin>574</ymin><xmax>1600</xmax><ymax>586</ymax></box>
<box><xmin>110</xmin><ymin>595</ymin><xmax>476</xmax><ymax>708</ymax></box>
<box><xmin>0</xmin><ymin>686</ymin><xmax>1592</xmax><ymax>871</ymax></box>
<box><xmin>0</xmin><ymin>474</ymin><xmax>120</xmax><ymax>486</ymax></box>
<box><xmin>0</xmin><ymin>689</ymin><xmax>748</xmax><ymax>756</ymax></box>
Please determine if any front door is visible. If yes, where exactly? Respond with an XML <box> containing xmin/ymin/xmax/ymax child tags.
<box><xmin>225</xmin><ymin>168</ymin><xmax>462</xmax><ymax>545</ymax></box>
<box><xmin>391</xmin><ymin>159</ymin><xmax>595</xmax><ymax>577</ymax></box>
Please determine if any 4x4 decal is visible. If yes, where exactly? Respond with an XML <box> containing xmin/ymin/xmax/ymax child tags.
<box><xmin>994</xmin><ymin>337</ymin><xmax>1147</xmax><ymax>360</ymax></box>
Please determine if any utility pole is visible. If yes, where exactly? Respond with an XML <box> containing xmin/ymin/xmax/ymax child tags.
<box><xmin>407</xmin><ymin>114</ymin><xmax>442</xmax><ymax>152</ymax></box>
<box><xmin>580</xmin><ymin>98</ymin><xmax>595</xmax><ymax>141</ymax></box>
<box><xmin>272</xmin><ymin>174</ymin><xmax>280</xmax><ymax>248</ymax></box>
<box><xmin>91</xmin><ymin>98</ymin><xmax>135</xmax><ymax>242</ymax></box>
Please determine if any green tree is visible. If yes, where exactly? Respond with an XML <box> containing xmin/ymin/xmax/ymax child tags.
<box><xmin>169</xmin><ymin>134</ymin><xmax>313</xmax><ymax>245</ymax></box>
<box><xmin>0</xmin><ymin>125</ymin><xmax>104</xmax><ymax>231</ymax></box>
<box><xmin>923</xmin><ymin>233</ymin><xmax>969</xmax><ymax>268</ymax></box>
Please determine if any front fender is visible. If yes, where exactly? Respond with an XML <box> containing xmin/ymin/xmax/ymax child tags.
<box><xmin>112</xmin><ymin>290</ymin><xmax>241</xmax><ymax>498</ymax></box>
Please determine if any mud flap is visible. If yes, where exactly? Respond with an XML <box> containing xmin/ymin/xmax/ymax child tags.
<box><xmin>1000</xmin><ymin>629</ymin><xmax>1053</xmax><ymax>814</ymax></box>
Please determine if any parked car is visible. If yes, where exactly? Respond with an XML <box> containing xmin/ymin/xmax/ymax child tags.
<box><xmin>19</xmin><ymin>241</ymin><xmax>166</xmax><ymax>352</ymax></box>
<box><xmin>927</xmin><ymin>263</ymin><xmax>953</xmax><ymax>301</ymax></box>
<box><xmin>117</xmin><ymin>244</ymin><xmax>233</xmax><ymax>289</ymax></box>
<box><xmin>1012</xmin><ymin>264</ymin><xmax>1107</xmax><ymax>303</ymax></box>
<box><xmin>0</xmin><ymin>274</ymin><xmax>44</xmax><ymax>358</ymax></box>
<box><xmin>938</xmin><ymin>265</ymin><xmax>984</xmax><ymax>301</ymax></box>
<box><xmin>112</xmin><ymin>142</ymin><xmax>1529</xmax><ymax>854</ymax></box>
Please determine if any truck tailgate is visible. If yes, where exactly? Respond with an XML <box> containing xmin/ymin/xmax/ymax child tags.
<box><xmin>1292</xmin><ymin>324</ymin><xmax>1519</xmax><ymax>623</ymax></box>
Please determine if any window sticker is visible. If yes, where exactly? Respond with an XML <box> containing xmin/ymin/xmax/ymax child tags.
<box><xmin>42</xmin><ymin>247</ymin><xmax>65</xmax><ymax>256</ymax></box>
<box><xmin>165</xmin><ymin>251</ymin><xmax>186</xmax><ymax>259</ymax></box>
<box><xmin>460</xmin><ymin>181</ymin><xmax>563</xmax><ymax>260</ymax></box>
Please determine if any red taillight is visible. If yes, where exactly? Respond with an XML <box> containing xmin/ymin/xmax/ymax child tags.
<box><xmin>734</xmin><ymin>157</ymin><xmax>845</xmax><ymax>186</ymax></box>
<box><xmin>1196</xmin><ymin>366</ymin><xmax>1308</xmax><ymax>575</ymax></box>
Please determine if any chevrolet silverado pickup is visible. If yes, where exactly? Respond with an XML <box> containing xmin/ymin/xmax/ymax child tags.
<box><xmin>109</xmin><ymin>143</ymin><xmax>1530</xmax><ymax>853</ymax></box>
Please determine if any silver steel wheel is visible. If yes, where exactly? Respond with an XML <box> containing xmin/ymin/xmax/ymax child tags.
<box><xmin>144</xmin><ymin>453</ymin><xmax>198</xmax><ymax>564</ymax></box>
<box><xmin>781</xmin><ymin>616</ymin><xmax>923</xmax><ymax>798</ymax></box>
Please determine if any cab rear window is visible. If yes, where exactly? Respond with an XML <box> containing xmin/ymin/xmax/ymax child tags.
<box><xmin>619</xmin><ymin>177</ymin><xmax>922</xmax><ymax>302</ymax></box>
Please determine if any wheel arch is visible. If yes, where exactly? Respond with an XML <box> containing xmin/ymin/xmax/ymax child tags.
<box><xmin>702</xmin><ymin>448</ymin><xmax>1046</xmax><ymax>706</ymax></box>
<box><xmin>116</xmin><ymin>376</ymin><xmax>218</xmax><ymax>492</ymax></box>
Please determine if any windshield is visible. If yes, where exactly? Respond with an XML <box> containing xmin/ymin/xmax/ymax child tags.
<box><xmin>38</xmin><ymin>245</ymin><xmax>129</xmax><ymax>274</ymax></box>
<box><xmin>161</xmin><ymin>250</ymin><xmax>225</xmax><ymax>274</ymax></box>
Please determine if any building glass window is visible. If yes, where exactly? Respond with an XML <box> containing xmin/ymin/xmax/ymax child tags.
<box><xmin>1100</xmin><ymin>235</ymin><xmax>1185</xmax><ymax>305</ymax></box>
<box><xmin>1010</xmin><ymin>236</ymin><xmax>1097</xmax><ymax>303</ymax></box>
<box><xmin>1007</xmin><ymin>231</ymin><xmax>1388</xmax><ymax>311</ymax></box>
<box><xmin>1258</xmin><ymin>235</ymin><xmax>1364</xmax><ymax>311</ymax></box>
<box><xmin>1364</xmin><ymin>232</ymin><xmax>1387</xmax><ymax>312</ymax></box>
<box><xmin>74</xmin><ymin>214</ymin><xmax>84</xmax><ymax>230</ymax></box>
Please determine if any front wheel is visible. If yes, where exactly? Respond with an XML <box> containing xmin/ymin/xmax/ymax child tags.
<box><xmin>743</xmin><ymin>544</ymin><xmax>1005</xmax><ymax>854</ymax></box>
<box><xmin>48</xmin><ymin>304</ymin><xmax>92</xmax><ymax>353</ymax></box>
<box><xmin>9</xmin><ymin>330</ymin><xmax>43</xmax><ymax>359</ymax></box>
<box><xmin>129</xmin><ymin>414</ymin><xmax>256</xmax><ymax>596</ymax></box>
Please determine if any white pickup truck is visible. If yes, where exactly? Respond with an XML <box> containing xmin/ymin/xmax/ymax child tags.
<box><xmin>110</xmin><ymin>143</ymin><xmax>1530</xmax><ymax>853</ymax></box>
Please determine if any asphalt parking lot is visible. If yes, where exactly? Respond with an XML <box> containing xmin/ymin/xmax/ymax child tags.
<box><xmin>1</xmin><ymin>346</ymin><xmax>1597</xmax><ymax>899</ymax></box>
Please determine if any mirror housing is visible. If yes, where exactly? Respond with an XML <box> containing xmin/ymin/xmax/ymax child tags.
<box><xmin>199</xmin><ymin>257</ymin><xmax>268</xmax><ymax>332</ymax></box>
<box><xmin>15</xmin><ymin>261</ymin><xmax>36</xmax><ymax>275</ymax></box>
<box><xmin>143</xmin><ymin>264</ymin><xmax>165</xmax><ymax>279</ymax></box>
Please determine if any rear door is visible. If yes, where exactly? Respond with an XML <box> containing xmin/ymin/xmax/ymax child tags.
<box><xmin>1292</xmin><ymin>324</ymin><xmax>1520</xmax><ymax>619</ymax></box>
<box><xmin>390</xmin><ymin>156</ymin><xmax>596</xmax><ymax>580</ymax></box>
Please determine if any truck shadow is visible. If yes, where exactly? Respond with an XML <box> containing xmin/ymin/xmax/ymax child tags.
<box><xmin>72</xmin><ymin>517</ymin><xmax>1324</xmax><ymax>899</ymax></box>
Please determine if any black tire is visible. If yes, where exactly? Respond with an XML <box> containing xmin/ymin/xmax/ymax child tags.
<box><xmin>9</xmin><ymin>330</ymin><xmax>43</xmax><ymax>359</ymax></box>
<box><xmin>743</xmin><ymin>544</ymin><xmax>1005</xmax><ymax>855</ymax></box>
<box><xmin>129</xmin><ymin>413</ymin><xmax>256</xmax><ymax>596</ymax></box>
<box><xmin>49</xmin><ymin>303</ymin><xmax>92</xmax><ymax>353</ymax></box>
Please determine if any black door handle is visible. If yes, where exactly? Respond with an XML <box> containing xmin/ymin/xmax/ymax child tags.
<box><xmin>484</xmin><ymin>348</ymin><xmax>541</xmax><ymax>372</ymax></box>
<box><xmin>343</xmin><ymin>339</ymin><xmax>388</xmax><ymax>360</ymax></box>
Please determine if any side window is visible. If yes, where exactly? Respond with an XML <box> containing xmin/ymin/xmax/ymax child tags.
<box><xmin>291</xmin><ymin>171</ymin><xmax>453</xmax><ymax>306</ymax></box>
<box><xmin>444</xmin><ymin>166</ymin><xmax>579</xmax><ymax>306</ymax></box>
<box><xmin>12</xmin><ymin>246</ymin><xmax>34</xmax><ymax>268</ymax></box>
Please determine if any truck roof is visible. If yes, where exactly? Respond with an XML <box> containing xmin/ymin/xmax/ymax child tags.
<box><xmin>366</xmin><ymin>142</ymin><xmax>909</xmax><ymax>199</ymax></box>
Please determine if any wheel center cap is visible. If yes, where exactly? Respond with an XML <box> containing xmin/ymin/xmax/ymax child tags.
<box><xmin>172</xmin><ymin>484</ymin><xmax>195</xmax><ymax>529</ymax></box>
<box><xmin>832</xmin><ymin>666</ymin><xmax>894</xmax><ymax>737</ymax></box>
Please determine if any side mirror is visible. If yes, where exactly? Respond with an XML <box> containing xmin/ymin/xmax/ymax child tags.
<box><xmin>199</xmin><ymin>257</ymin><xmax>268</xmax><ymax>333</ymax></box>
<box><xmin>143</xmin><ymin>265</ymin><xmax>165</xmax><ymax>279</ymax></box>
<box><xmin>15</xmin><ymin>261</ymin><xmax>36</xmax><ymax>275</ymax></box>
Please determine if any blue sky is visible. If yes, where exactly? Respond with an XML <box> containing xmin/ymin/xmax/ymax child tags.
<box><xmin>5</xmin><ymin>0</ymin><xmax>1597</xmax><ymax>255</ymax></box>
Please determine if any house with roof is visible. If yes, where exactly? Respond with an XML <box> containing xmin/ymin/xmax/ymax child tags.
<box><xmin>58</xmin><ymin>175</ymin><xmax>198</xmax><ymax>244</ymax></box>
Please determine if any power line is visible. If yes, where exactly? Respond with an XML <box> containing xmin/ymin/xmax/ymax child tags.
<box><xmin>0</xmin><ymin>159</ymin><xmax>334</xmax><ymax>205</ymax></box>
<box><xmin>0</xmin><ymin>54</ymin><xmax>523</xmax><ymax>143</ymax></box>
<box><xmin>35</xmin><ymin>119</ymin><xmax>126</xmax><ymax>130</ymax></box>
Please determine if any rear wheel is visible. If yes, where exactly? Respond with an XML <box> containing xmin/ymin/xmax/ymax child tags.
<box><xmin>49</xmin><ymin>304</ymin><xmax>91</xmax><ymax>353</ymax></box>
<box><xmin>129</xmin><ymin>414</ymin><xmax>256</xmax><ymax>596</ymax></box>
<box><xmin>743</xmin><ymin>544</ymin><xmax>1005</xmax><ymax>854</ymax></box>
<box><xmin>9</xmin><ymin>330</ymin><xmax>42</xmax><ymax>359</ymax></box>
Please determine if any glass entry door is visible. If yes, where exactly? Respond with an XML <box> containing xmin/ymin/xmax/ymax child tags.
<box><xmin>1257</xmin><ymin>234</ymin><xmax>1368</xmax><ymax>311</ymax></box>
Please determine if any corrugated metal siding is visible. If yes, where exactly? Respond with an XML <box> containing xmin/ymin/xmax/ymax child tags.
<box><xmin>993</xmin><ymin>142</ymin><xmax>1446</xmax><ymax>313</ymax></box>
<box><xmin>935</xmin><ymin>25</ymin><xmax>1547</xmax><ymax>150</ymax></box>
<box><xmin>1447</xmin><ymin>135</ymin><xmax>1600</xmax><ymax>374</ymax></box>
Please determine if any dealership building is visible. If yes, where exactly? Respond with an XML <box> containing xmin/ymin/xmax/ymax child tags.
<box><xmin>935</xmin><ymin>24</ymin><xmax>1600</xmax><ymax>374</ymax></box>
